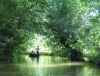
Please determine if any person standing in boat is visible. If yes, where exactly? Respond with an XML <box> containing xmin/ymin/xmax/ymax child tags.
<box><xmin>36</xmin><ymin>46</ymin><xmax>39</xmax><ymax>55</ymax></box>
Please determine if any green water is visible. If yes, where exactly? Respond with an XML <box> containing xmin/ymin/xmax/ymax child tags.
<box><xmin>0</xmin><ymin>55</ymin><xmax>100</xmax><ymax>76</ymax></box>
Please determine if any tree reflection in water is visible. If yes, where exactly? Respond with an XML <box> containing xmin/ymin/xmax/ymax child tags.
<box><xmin>0</xmin><ymin>55</ymin><xmax>100</xmax><ymax>76</ymax></box>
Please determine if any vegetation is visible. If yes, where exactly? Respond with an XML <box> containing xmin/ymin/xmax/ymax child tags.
<box><xmin>0</xmin><ymin>0</ymin><xmax>100</xmax><ymax>64</ymax></box>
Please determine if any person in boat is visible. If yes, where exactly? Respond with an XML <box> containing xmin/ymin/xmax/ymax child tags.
<box><xmin>36</xmin><ymin>46</ymin><xmax>39</xmax><ymax>55</ymax></box>
<box><xmin>31</xmin><ymin>50</ymin><xmax>35</xmax><ymax>54</ymax></box>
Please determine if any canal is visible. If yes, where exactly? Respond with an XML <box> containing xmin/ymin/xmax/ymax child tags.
<box><xmin>0</xmin><ymin>55</ymin><xmax>100</xmax><ymax>76</ymax></box>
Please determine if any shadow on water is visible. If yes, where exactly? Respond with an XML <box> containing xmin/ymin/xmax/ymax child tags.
<box><xmin>0</xmin><ymin>55</ymin><xmax>100</xmax><ymax>76</ymax></box>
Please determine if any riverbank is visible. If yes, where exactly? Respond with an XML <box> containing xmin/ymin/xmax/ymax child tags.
<box><xmin>0</xmin><ymin>52</ymin><xmax>100</xmax><ymax>66</ymax></box>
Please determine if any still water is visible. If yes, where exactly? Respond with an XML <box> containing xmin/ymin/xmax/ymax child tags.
<box><xmin>0</xmin><ymin>55</ymin><xmax>100</xmax><ymax>76</ymax></box>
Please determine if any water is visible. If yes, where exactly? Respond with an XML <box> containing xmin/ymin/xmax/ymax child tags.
<box><xmin>0</xmin><ymin>55</ymin><xmax>100</xmax><ymax>76</ymax></box>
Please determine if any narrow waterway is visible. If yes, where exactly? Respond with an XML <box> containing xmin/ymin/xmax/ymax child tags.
<box><xmin>0</xmin><ymin>55</ymin><xmax>100</xmax><ymax>76</ymax></box>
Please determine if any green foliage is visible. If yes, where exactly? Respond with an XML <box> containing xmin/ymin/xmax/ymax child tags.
<box><xmin>0</xmin><ymin>0</ymin><xmax>100</xmax><ymax>65</ymax></box>
<box><xmin>0</xmin><ymin>0</ymin><xmax>47</xmax><ymax>59</ymax></box>
<box><xmin>83</xmin><ymin>57</ymin><xmax>89</xmax><ymax>62</ymax></box>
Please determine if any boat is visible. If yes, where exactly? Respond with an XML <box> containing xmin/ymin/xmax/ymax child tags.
<box><xmin>29</xmin><ymin>53</ymin><xmax>39</xmax><ymax>57</ymax></box>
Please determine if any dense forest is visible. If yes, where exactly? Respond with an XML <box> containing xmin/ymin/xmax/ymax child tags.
<box><xmin>0</xmin><ymin>0</ymin><xmax>100</xmax><ymax>64</ymax></box>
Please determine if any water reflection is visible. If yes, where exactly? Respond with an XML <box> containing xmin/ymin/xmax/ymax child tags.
<box><xmin>0</xmin><ymin>55</ymin><xmax>100</xmax><ymax>76</ymax></box>
<box><xmin>30</xmin><ymin>57</ymin><xmax>35</xmax><ymax>62</ymax></box>
<box><xmin>37</xmin><ymin>57</ymin><xmax>39</xmax><ymax>64</ymax></box>
<box><xmin>30</xmin><ymin>56</ymin><xmax>39</xmax><ymax>64</ymax></box>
